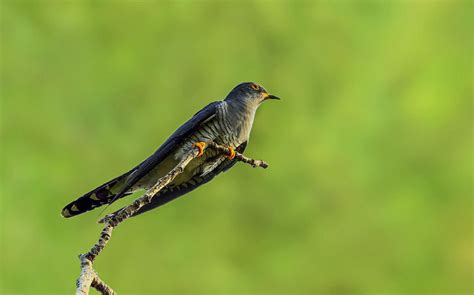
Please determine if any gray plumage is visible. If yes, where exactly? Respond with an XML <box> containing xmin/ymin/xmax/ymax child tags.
<box><xmin>61</xmin><ymin>82</ymin><xmax>279</xmax><ymax>218</ymax></box>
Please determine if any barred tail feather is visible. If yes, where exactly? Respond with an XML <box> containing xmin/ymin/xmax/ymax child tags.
<box><xmin>61</xmin><ymin>174</ymin><xmax>131</xmax><ymax>218</ymax></box>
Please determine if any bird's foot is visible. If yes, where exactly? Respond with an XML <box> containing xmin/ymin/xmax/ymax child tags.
<box><xmin>192</xmin><ymin>142</ymin><xmax>207</xmax><ymax>157</ymax></box>
<box><xmin>227</xmin><ymin>146</ymin><xmax>236</xmax><ymax>160</ymax></box>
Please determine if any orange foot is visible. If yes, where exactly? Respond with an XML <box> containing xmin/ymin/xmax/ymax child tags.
<box><xmin>192</xmin><ymin>142</ymin><xmax>207</xmax><ymax>157</ymax></box>
<box><xmin>227</xmin><ymin>146</ymin><xmax>236</xmax><ymax>160</ymax></box>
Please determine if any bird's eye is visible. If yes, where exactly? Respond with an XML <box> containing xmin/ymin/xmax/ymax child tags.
<box><xmin>250</xmin><ymin>83</ymin><xmax>259</xmax><ymax>91</ymax></box>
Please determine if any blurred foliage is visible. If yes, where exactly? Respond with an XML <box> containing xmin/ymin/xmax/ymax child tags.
<box><xmin>1</xmin><ymin>0</ymin><xmax>472</xmax><ymax>294</ymax></box>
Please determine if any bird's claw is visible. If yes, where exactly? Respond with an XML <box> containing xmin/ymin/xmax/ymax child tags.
<box><xmin>193</xmin><ymin>142</ymin><xmax>207</xmax><ymax>157</ymax></box>
<box><xmin>227</xmin><ymin>147</ymin><xmax>236</xmax><ymax>160</ymax></box>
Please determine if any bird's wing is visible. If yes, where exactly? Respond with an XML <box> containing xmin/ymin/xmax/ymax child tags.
<box><xmin>132</xmin><ymin>141</ymin><xmax>248</xmax><ymax>216</ymax></box>
<box><xmin>113</xmin><ymin>101</ymin><xmax>222</xmax><ymax>201</ymax></box>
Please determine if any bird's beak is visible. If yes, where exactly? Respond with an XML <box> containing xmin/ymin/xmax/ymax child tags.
<box><xmin>262</xmin><ymin>93</ymin><xmax>281</xmax><ymax>100</ymax></box>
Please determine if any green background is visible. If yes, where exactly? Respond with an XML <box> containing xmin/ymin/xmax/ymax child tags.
<box><xmin>1</xmin><ymin>1</ymin><xmax>472</xmax><ymax>294</ymax></box>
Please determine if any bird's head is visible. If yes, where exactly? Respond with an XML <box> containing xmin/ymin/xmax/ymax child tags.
<box><xmin>224</xmin><ymin>82</ymin><xmax>280</xmax><ymax>106</ymax></box>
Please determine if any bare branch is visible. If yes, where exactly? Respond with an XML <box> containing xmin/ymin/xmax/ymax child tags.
<box><xmin>74</xmin><ymin>142</ymin><xmax>268</xmax><ymax>294</ymax></box>
<box><xmin>77</xmin><ymin>253</ymin><xmax>115</xmax><ymax>295</ymax></box>
<box><xmin>207</xmin><ymin>142</ymin><xmax>269</xmax><ymax>168</ymax></box>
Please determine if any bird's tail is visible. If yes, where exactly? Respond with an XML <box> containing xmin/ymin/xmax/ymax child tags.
<box><xmin>61</xmin><ymin>173</ymin><xmax>132</xmax><ymax>218</ymax></box>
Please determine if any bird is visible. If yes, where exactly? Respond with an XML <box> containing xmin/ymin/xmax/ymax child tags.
<box><xmin>61</xmin><ymin>82</ymin><xmax>279</xmax><ymax>218</ymax></box>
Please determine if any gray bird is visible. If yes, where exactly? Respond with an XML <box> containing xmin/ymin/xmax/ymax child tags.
<box><xmin>61</xmin><ymin>82</ymin><xmax>279</xmax><ymax>218</ymax></box>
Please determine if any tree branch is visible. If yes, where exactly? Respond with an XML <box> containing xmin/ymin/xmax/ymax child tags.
<box><xmin>74</xmin><ymin>142</ymin><xmax>268</xmax><ymax>294</ymax></box>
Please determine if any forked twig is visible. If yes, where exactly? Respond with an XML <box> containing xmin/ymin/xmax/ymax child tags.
<box><xmin>75</xmin><ymin>142</ymin><xmax>268</xmax><ymax>294</ymax></box>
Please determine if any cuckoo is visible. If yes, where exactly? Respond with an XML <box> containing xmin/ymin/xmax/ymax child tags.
<box><xmin>61</xmin><ymin>82</ymin><xmax>279</xmax><ymax>218</ymax></box>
